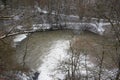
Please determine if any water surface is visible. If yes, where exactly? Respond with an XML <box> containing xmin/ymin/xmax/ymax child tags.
<box><xmin>15</xmin><ymin>30</ymin><xmax>116</xmax><ymax>80</ymax></box>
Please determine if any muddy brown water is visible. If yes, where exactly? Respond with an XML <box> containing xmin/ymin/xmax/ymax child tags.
<box><xmin>15</xmin><ymin>30</ymin><xmax>118</xmax><ymax>70</ymax></box>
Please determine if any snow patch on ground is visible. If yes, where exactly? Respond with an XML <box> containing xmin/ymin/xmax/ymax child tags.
<box><xmin>32</xmin><ymin>24</ymin><xmax>51</xmax><ymax>30</ymax></box>
<box><xmin>35</xmin><ymin>6</ymin><xmax>48</xmax><ymax>14</ymax></box>
<box><xmin>16</xmin><ymin>25</ymin><xmax>23</xmax><ymax>30</ymax></box>
<box><xmin>13</xmin><ymin>15</ymin><xmax>20</xmax><ymax>20</ymax></box>
<box><xmin>36</xmin><ymin>6</ymin><xmax>42</xmax><ymax>12</ymax></box>
<box><xmin>79</xmin><ymin>55</ymin><xmax>95</xmax><ymax>75</ymax></box>
<box><xmin>97</xmin><ymin>23</ymin><xmax>105</xmax><ymax>35</ymax></box>
<box><xmin>42</xmin><ymin>10</ymin><xmax>48</xmax><ymax>14</ymax></box>
<box><xmin>69</xmin><ymin>15</ymin><xmax>79</xmax><ymax>18</ymax></box>
<box><xmin>14</xmin><ymin>34</ymin><xmax>27</xmax><ymax>42</ymax></box>
<box><xmin>13</xmin><ymin>34</ymin><xmax>28</xmax><ymax>47</ymax></box>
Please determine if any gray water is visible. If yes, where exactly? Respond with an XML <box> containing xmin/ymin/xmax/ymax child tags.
<box><xmin>16</xmin><ymin>30</ymin><xmax>112</xmax><ymax>68</ymax></box>
<box><xmin>16</xmin><ymin>30</ymin><xmax>73</xmax><ymax>69</ymax></box>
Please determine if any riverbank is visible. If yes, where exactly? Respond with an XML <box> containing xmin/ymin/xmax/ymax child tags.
<box><xmin>0</xmin><ymin>36</ymin><xmax>40</xmax><ymax>80</ymax></box>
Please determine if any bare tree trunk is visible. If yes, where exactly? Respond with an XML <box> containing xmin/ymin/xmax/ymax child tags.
<box><xmin>98</xmin><ymin>48</ymin><xmax>105</xmax><ymax>80</ymax></box>
<box><xmin>85</xmin><ymin>54</ymin><xmax>88</xmax><ymax>80</ymax></box>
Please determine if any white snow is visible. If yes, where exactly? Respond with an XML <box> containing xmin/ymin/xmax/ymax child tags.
<box><xmin>32</xmin><ymin>26</ymin><xmax>39</xmax><ymax>30</ymax></box>
<box><xmin>13</xmin><ymin>34</ymin><xmax>28</xmax><ymax>47</ymax></box>
<box><xmin>90</xmin><ymin>22</ymin><xmax>106</xmax><ymax>35</ymax></box>
<box><xmin>37</xmin><ymin>7</ymin><xmax>42</xmax><ymax>12</ymax></box>
<box><xmin>32</xmin><ymin>24</ymin><xmax>51</xmax><ymax>30</ymax></box>
<box><xmin>14</xmin><ymin>34</ymin><xmax>27</xmax><ymax>42</ymax></box>
<box><xmin>16</xmin><ymin>25</ymin><xmax>23</xmax><ymax>30</ymax></box>
<box><xmin>97</xmin><ymin>22</ymin><xmax>112</xmax><ymax>35</ymax></box>
<box><xmin>38</xmin><ymin>40</ymin><xmax>69</xmax><ymax>80</ymax></box>
<box><xmin>32</xmin><ymin>22</ymin><xmax>107</xmax><ymax>35</ymax></box>
<box><xmin>42</xmin><ymin>10</ymin><xmax>48</xmax><ymax>14</ymax></box>
<box><xmin>16</xmin><ymin>72</ymin><xmax>30</xmax><ymax>80</ymax></box>
<box><xmin>13</xmin><ymin>16</ymin><xmax>20</xmax><ymax>20</ymax></box>
<box><xmin>51</xmin><ymin>12</ymin><xmax>55</xmax><ymax>15</ymax></box>
<box><xmin>69</xmin><ymin>15</ymin><xmax>79</xmax><ymax>18</ymax></box>
<box><xmin>78</xmin><ymin>54</ymin><xmax>95</xmax><ymax>75</ymax></box>
<box><xmin>35</xmin><ymin>5</ymin><xmax>48</xmax><ymax>14</ymax></box>
<box><xmin>97</xmin><ymin>23</ymin><xmax>105</xmax><ymax>35</ymax></box>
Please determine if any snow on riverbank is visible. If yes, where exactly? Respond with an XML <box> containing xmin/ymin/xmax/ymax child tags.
<box><xmin>13</xmin><ymin>34</ymin><xmax>28</xmax><ymax>47</ymax></box>
<box><xmin>14</xmin><ymin>34</ymin><xmax>27</xmax><ymax>42</ymax></box>
<box><xmin>0</xmin><ymin>71</ymin><xmax>34</xmax><ymax>80</ymax></box>
<box><xmin>32</xmin><ymin>22</ymin><xmax>111</xmax><ymax>35</ymax></box>
<box><xmin>11</xmin><ymin>21</ymin><xmax>111</xmax><ymax>47</ymax></box>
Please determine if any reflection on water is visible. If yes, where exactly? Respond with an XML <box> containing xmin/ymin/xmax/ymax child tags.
<box><xmin>38</xmin><ymin>40</ymin><xmax>69</xmax><ymax>80</ymax></box>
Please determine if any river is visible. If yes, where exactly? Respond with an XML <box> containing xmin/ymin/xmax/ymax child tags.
<box><xmin>15</xmin><ymin>30</ymin><xmax>116</xmax><ymax>80</ymax></box>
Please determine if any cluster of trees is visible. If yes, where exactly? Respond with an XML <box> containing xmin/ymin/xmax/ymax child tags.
<box><xmin>36</xmin><ymin>0</ymin><xmax>95</xmax><ymax>20</ymax></box>
<box><xmin>57</xmin><ymin>34</ymin><xmax>120</xmax><ymax>80</ymax></box>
